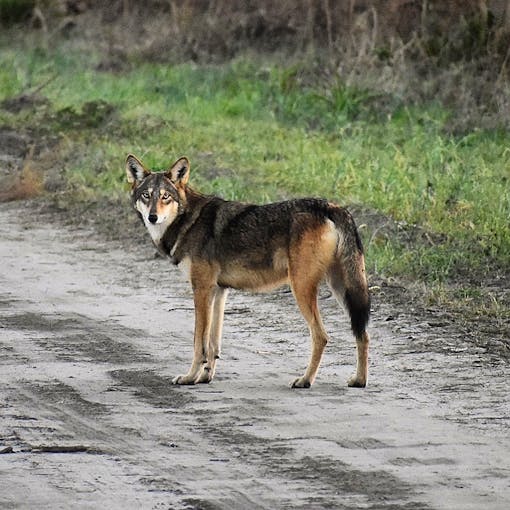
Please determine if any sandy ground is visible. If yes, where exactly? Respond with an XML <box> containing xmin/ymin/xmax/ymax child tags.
<box><xmin>0</xmin><ymin>201</ymin><xmax>509</xmax><ymax>510</ymax></box>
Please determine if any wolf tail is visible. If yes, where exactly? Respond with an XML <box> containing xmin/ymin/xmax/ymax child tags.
<box><xmin>327</xmin><ymin>206</ymin><xmax>371</xmax><ymax>337</ymax></box>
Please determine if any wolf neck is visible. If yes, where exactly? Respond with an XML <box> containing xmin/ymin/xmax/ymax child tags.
<box><xmin>157</xmin><ymin>188</ymin><xmax>209</xmax><ymax>264</ymax></box>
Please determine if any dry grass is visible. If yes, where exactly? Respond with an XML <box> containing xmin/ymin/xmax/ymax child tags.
<box><xmin>0</xmin><ymin>161</ymin><xmax>43</xmax><ymax>202</ymax></box>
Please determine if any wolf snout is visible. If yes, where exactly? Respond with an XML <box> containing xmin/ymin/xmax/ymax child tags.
<box><xmin>148</xmin><ymin>214</ymin><xmax>158</xmax><ymax>224</ymax></box>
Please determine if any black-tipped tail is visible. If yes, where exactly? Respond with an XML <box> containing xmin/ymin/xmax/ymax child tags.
<box><xmin>345</xmin><ymin>288</ymin><xmax>370</xmax><ymax>338</ymax></box>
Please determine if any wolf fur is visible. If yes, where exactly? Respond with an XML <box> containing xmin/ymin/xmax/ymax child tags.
<box><xmin>126</xmin><ymin>154</ymin><xmax>371</xmax><ymax>388</ymax></box>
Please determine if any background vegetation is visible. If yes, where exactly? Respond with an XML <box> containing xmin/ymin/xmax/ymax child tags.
<box><xmin>0</xmin><ymin>0</ymin><xmax>509</xmax><ymax>325</ymax></box>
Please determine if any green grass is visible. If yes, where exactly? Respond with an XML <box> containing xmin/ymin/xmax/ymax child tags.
<box><xmin>1</xmin><ymin>38</ymin><xmax>509</xmax><ymax>284</ymax></box>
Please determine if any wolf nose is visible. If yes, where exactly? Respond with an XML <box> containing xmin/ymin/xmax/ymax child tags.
<box><xmin>148</xmin><ymin>214</ymin><xmax>158</xmax><ymax>224</ymax></box>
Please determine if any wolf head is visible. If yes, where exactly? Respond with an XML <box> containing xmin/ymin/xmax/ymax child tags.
<box><xmin>126</xmin><ymin>154</ymin><xmax>190</xmax><ymax>240</ymax></box>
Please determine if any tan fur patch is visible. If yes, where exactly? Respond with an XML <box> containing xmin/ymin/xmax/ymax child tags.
<box><xmin>156</xmin><ymin>199</ymin><xmax>179</xmax><ymax>222</ymax></box>
<box><xmin>292</xmin><ymin>221</ymin><xmax>338</xmax><ymax>271</ymax></box>
<box><xmin>218</xmin><ymin>265</ymin><xmax>289</xmax><ymax>292</ymax></box>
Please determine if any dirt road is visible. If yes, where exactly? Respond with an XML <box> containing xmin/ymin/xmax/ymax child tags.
<box><xmin>0</xmin><ymin>202</ymin><xmax>509</xmax><ymax>509</ymax></box>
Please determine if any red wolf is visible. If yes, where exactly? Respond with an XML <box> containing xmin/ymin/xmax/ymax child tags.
<box><xmin>126</xmin><ymin>154</ymin><xmax>370</xmax><ymax>388</ymax></box>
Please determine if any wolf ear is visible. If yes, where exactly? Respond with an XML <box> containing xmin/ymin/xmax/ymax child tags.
<box><xmin>166</xmin><ymin>157</ymin><xmax>190</xmax><ymax>187</ymax></box>
<box><xmin>126</xmin><ymin>154</ymin><xmax>149</xmax><ymax>184</ymax></box>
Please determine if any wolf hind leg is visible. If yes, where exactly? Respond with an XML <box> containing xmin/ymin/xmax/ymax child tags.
<box><xmin>290</xmin><ymin>278</ymin><xmax>329</xmax><ymax>389</ymax></box>
<box><xmin>288</xmin><ymin>217</ymin><xmax>339</xmax><ymax>388</ymax></box>
<box><xmin>290</xmin><ymin>288</ymin><xmax>328</xmax><ymax>389</ymax></box>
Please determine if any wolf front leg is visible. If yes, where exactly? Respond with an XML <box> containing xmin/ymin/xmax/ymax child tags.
<box><xmin>195</xmin><ymin>287</ymin><xmax>228</xmax><ymax>384</ymax></box>
<box><xmin>172</xmin><ymin>278</ymin><xmax>216</xmax><ymax>385</ymax></box>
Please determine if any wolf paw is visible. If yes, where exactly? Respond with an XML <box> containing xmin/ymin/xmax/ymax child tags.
<box><xmin>290</xmin><ymin>377</ymin><xmax>312</xmax><ymax>389</ymax></box>
<box><xmin>347</xmin><ymin>375</ymin><xmax>366</xmax><ymax>388</ymax></box>
<box><xmin>172</xmin><ymin>374</ymin><xmax>197</xmax><ymax>385</ymax></box>
<box><xmin>195</xmin><ymin>369</ymin><xmax>213</xmax><ymax>384</ymax></box>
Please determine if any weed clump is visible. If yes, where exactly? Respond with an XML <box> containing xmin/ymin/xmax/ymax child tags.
<box><xmin>53</xmin><ymin>100</ymin><xmax>116</xmax><ymax>130</ymax></box>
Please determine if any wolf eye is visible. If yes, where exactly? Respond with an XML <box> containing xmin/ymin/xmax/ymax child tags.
<box><xmin>141</xmin><ymin>191</ymin><xmax>150</xmax><ymax>200</ymax></box>
<box><xmin>162</xmin><ymin>191</ymin><xmax>171</xmax><ymax>200</ymax></box>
